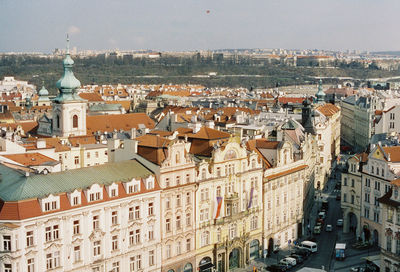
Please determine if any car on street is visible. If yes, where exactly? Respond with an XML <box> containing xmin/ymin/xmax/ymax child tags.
<box><xmin>350</xmin><ymin>266</ymin><xmax>366</xmax><ymax>272</ymax></box>
<box><xmin>337</xmin><ymin>219</ymin><xmax>343</xmax><ymax>227</ymax></box>
<box><xmin>279</xmin><ymin>257</ymin><xmax>297</xmax><ymax>268</ymax></box>
<box><xmin>266</xmin><ymin>264</ymin><xmax>288</xmax><ymax>272</ymax></box>
<box><xmin>313</xmin><ymin>225</ymin><xmax>322</xmax><ymax>234</ymax></box>
<box><xmin>326</xmin><ymin>224</ymin><xmax>333</xmax><ymax>232</ymax></box>
<box><xmin>289</xmin><ymin>254</ymin><xmax>304</xmax><ymax>264</ymax></box>
<box><xmin>292</xmin><ymin>248</ymin><xmax>310</xmax><ymax>258</ymax></box>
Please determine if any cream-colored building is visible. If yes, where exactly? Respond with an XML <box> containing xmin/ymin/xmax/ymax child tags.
<box><xmin>378</xmin><ymin>180</ymin><xmax>400</xmax><ymax>272</ymax></box>
<box><xmin>314</xmin><ymin>103</ymin><xmax>341</xmax><ymax>189</ymax></box>
<box><xmin>194</xmin><ymin>139</ymin><xmax>263</xmax><ymax>271</ymax></box>
<box><xmin>341</xmin><ymin>153</ymin><xmax>366</xmax><ymax>237</ymax></box>
<box><xmin>0</xmin><ymin>160</ymin><xmax>162</xmax><ymax>272</ymax></box>
<box><xmin>135</xmin><ymin>135</ymin><xmax>197</xmax><ymax>272</ymax></box>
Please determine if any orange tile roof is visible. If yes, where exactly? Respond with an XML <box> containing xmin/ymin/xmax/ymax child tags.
<box><xmin>383</xmin><ymin>146</ymin><xmax>400</xmax><ymax>162</ymax></box>
<box><xmin>68</xmin><ymin>135</ymin><xmax>97</xmax><ymax>146</ymax></box>
<box><xmin>79</xmin><ymin>93</ymin><xmax>104</xmax><ymax>102</ymax></box>
<box><xmin>2</xmin><ymin>153</ymin><xmax>58</xmax><ymax>166</ymax></box>
<box><xmin>86</xmin><ymin>113</ymin><xmax>155</xmax><ymax>134</ymax></box>
<box><xmin>136</xmin><ymin>134</ymin><xmax>171</xmax><ymax>148</ymax></box>
<box><xmin>265</xmin><ymin>165</ymin><xmax>308</xmax><ymax>180</ymax></box>
<box><xmin>316</xmin><ymin>103</ymin><xmax>340</xmax><ymax>117</ymax></box>
<box><xmin>375</xmin><ymin>110</ymin><xmax>383</xmax><ymax>115</ymax></box>
<box><xmin>278</xmin><ymin>97</ymin><xmax>305</xmax><ymax>104</ymax></box>
<box><xmin>187</xmin><ymin>127</ymin><xmax>230</xmax><ymax>140</ymax></box>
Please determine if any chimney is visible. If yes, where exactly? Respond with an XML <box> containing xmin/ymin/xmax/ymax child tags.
<box><xmin>131</xmin><ymin>128</ymin><xmax>137</xmax><ymax>139</ymax></box>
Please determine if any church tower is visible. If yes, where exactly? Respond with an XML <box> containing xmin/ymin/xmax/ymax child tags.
<box><xmin>52</xmin><ymin>36</ymin><xmax>87</xmax><ymax>137</ymax></box>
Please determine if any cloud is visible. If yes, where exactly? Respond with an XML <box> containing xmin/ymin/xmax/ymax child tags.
<box><xmin>68</xmin><ymin>25</ymin><xmax>81</xmax><ymax>35</ymax></box>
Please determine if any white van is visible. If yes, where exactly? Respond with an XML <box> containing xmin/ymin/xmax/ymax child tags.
<box><xmin>299</xmin><ymin>241</ymin><xmax>318</xmax><ymax>253</ymax></box>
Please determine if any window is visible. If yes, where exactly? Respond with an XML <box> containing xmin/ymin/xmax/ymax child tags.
<box><xmin>166</xmin><ymin>198</ymin><xmax>171</xmax><ymax>210</ymax></box>
<box><xmin>112</xmin><ymin>235</ymin><xmax>118</xmax><ymax>251</ymax></box>
<box><xmin>110</xmin><ymin>188</ymin><xmax>117</xmax><ymax>197</ymax></box>
<box><xmin>74</xmin><ymin>245</ymin><xmax>81</xmax><ymax>262</ymax></box>
<box><xmin>149</xmin><ymin>250</ymin><xmax>155</xmax><ymax>266</ymax></box>
<box><xmin>134</xmin><ymin>206</ymin><xmax>140</xmax><ymax>219</ymax></box>
<box><xmin>165</xmin><ymin>178</ymin><xmax>170</xmax><ymax>187</ymax></box>
<box><xmin>186</xmin><ymin>192</ymin><xmax>191</xmax><ymax>205</ymax></box>
<box><xmin>93</xmin><ymin>215</ymin><xmax>100</xmax><ymax>230</ymax></box>
<box><xmin>390</xmin><ymin>113</ymin><xmax>395</xmax><ymax>120</ymax></box>
<box><xmin>351</xmin><ymin>195</ymin><xmax>355</xmax><ymax>204</ymax></box>
<box><xmin>201</xmin><ymin>231</ymin><xmax>210</xmax><ymax>246</ymax></box>
<box><xmin>200</xmin><ymin>209</ymin><xmax>209</xmax><ymax>222</ymax></box>
<box><xmin>147</xmin><ymin>178</ymin><xmax>154</xmax><ymax>189</ymax></box>
<box><xmin>186</xmin><ymin>238</ymin><xmax>191</xmax><ymax>252</ymax></box>
<box><xmin>148</xmin><ymin>202</ymin><xmax>154</xmax><ymax>216</ymax></box>
<box><xmin>374</xmin><ymin>211</ymin><xmax>380</xmax><ymax>222</ymax></box>
<box><xmin>26</xmin><ymin>231</ymin><xmax>34</xmax><ymax>247</ymax></box>
<box><xmin>365</xmin><ymin>178</ymin><xmax>371</xmax><ymax>187</ymax></box>
<box><xmin>390</xmin><ymin>122</ymin><xmax>395</xmax><ymax>129</ymax></box>
<box><xmin>27</xmin><ymin>258</ymin><xmax>34</xmax><ymax>272</ymax></box>
<box><xmin>364</xmin><ymin>208</ymin><xmax>370</xmax><ymax>219</ymax></box>
<box><xmin>87</xmin><ymin>152</ymin><xmax>90</xmax><ymax>159</ymax></box>
<box><xmin>365</xmin><ymin>193</ymin><xmax>370</xmax><ymax>203</ymax></box>
<box><xmin>112</xmin><ymin>211</ymin><xmax>118</xmax><ymax>225</ymax></box>
<box><xmin>112</xmin><ymin>262</ymin><xmax>120</xmax><ymax>272</ymax></box>
<box><xmin>46</xmin><ymin>251</ymin><xmax>60</xmax><ymax>269</ymax></box>
<box><xmin>382</xmin><ymin>169</ymin><xmax>385</xmax><ymax>177</ymax></box>
<box><xmin>176</xmin><ymin>215</ymin><xmax>181</xmax><ymax>229</ymax></box>
<box><xmin>95</xmin><ymin>151</ymin><xmax>99</xmax><ymax>158</ymax></box>
<box><xmin>387</xmin><ymin>236</ymin><xmax>393</xmax><ymax>251</ymax></box>
<box><xmin>176</xmin><ymin>176</ymin><xmax>181</xmax><ymax>186</ymax></box>
<box><xmin>251</xmin><ymin>216</ymin><xmax>258</xmax><ymax>230</ymax></box>
<box><xmin>397</xmin><ymin>239</ymin><xmax>400</xmax><ymax>255</ymax></box>
<box><xmin>130</xmin><ymin>255</ymin><xmax>141</xmax><ymax>271</ymax></box>
<box><xmin>166</xmin><ymin>244</ymin><xmax>171</xmax><ymax>258</ymax></box>
<box><xmin>73</xmin><ymin>220</ymin><xmax>80</xmax><ymax>235</ymax></box>
<box><xmin>252</xmin><ymin>159</ymin><xmax>256</xmax><ymax>168</ymax></box>
<box><xmin>374</xmin><ymin>197</ymin><xmax>380</xmax><ymax>206</ymax></box>
<box><xmin>375</xmin><ymin>181</ymin><xmax>381</xmax><ymax>191</ymax></box>
<box><xmin>186</xmin><ymin>213</ymin><xmax>191</xmax><ymax>226</ymax></box>
<box><xmin>74</xmin><ymin>156</ymin><xmax>79</xmax><ymax>165</ymax></box>
<box><xmin>166</xmin><ymin>219</ymin><xmax>171</xmax><ymax>232</ymax></box>
<box><xmin>176</xmin><ymin>194</ymin><xmax>181</xmax><ymax>207</ymax></box>
<box><xmin>56</xmin><ymin>115</ymin><xmax>60</xmax><ymax>129</ymax></box>
<box><xmin>186</xmin><ymin>174</ymin><xmax>190</xmax><ymax>184</ymax></box>
<box><xmin>351</xmin><ymin>179</ymin><xmax>355</xmax><ymax>187</ymax></box>
<box><xmin>148</xmin><ymin>226</ymin><xmax>154</xmax><ymax>240</ymax></box>
<box><xmin>73</xmin><ymin>196</ymin><xmax>80</xmax><ymax>206</ymax></box>
<box><xmin>217</xmin><ymin>167</ymin><xmax>221</xmax><ymax>177</ymax></box>
<box><xmin>93</xmin><ymin>241</ymin><xmax>101</xmax><ymax>256</ymax></box>
<box><xmin>72</xmin><ymin>115</ymin><xmax>78</xmax><ymax>128</ymax></box>
<box><xmin>3</xmin><ymin>235</ymin><xmax>11</xmax><ymax>251</ymax></box>
<box><xmin>89</xmin><ymin>192</ymin><xmax>101</xmax><ymax>202</ymax></box>
<box><xmin>44</xmin><ymin>200</ymin><xmax>58</xmax><ymax>212</ymax></box>
<box><xmin>229</xmin><ymin>224</ymin><xmax>237</xmax><ymax>239</ymax></box>
<box><xmin>135</xmin><ymin>229</ymin><xmax>140</xmax><ymax>244</ymax></box>
<box><xmin>4</xmin><ymin>264</ymin><xmax>11</xmax><ymax>272</ymax></box>
<box><xmin>45</xmin><ymin>225</ymin><xmax>59</xmax><ymax>242</ymax></box>
<box><xmin>176</xmin><ymin>241</ymin><xmax>181</xmax><ymax>255</ymax></box>
<box><xmin>343</xmin><ymin>193</ymin><xmax>347</xmax><ymax>203</ymax></box>
<box><xmin>201</xmin><ymin>168</ymin><xmax>206</xmax><ymax>179</ymax></box>
<box><xmin>217</xmin><ymin>186</ymin><xmax>221</xmax><ymax>197</ymax></box>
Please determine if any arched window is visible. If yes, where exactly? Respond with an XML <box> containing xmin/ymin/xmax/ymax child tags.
<box><xmin>56</xmin><ymin>115</ymin><xmax>60</xmax><ymax>129</ymax></box>
<box><xmin>72</xmin><ymin>115</ymin><xmax>78</xmax><ymax>128</ymax></box>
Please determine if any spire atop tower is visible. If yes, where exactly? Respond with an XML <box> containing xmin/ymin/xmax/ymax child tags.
<box><xmin>66</xmin><ymin>34</ymin><xmax>70</xmax><ymax>54</ymax></box>
<box><xmin>315</xmin><ymin>78</ymin><xmax>326</xmax><ymax>104</ymax></box>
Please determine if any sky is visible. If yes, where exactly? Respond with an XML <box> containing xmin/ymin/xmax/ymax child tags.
<box><xmin>1</xmin><ymin>0</ymin><xmax>400</xmax><ymax>53</ymax></box>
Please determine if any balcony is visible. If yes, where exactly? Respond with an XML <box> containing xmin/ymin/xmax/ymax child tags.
<box><xmin>215</xmin><ymin>207</ymin><xmax>260</xmax><ymax>225</ymax></box>
<box><xmin>225</xmin><ymin>192</ymin><xmax>239</xmax><ymax>202</ymax></box>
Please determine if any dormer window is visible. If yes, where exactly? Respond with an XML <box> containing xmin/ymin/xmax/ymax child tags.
<box><xmin>107</xmin><ymin>183</ymin><xmax>119</xmax><ymax>198</ymax></box>
<box><xmin>86</xmin><ymin>184</ymin><xmax>103</xmax><ymax>202</ymax></box>
<box><xmin>41</xmin><ymin>195</ymin><xmax>60</xmax><ymax>212</ymax></box>
<box><xmin>69</xmin><ymin>190</ymin><xmax>81</xmax><ymax>206</ymax></box>
<box><xmin>146</xmin><ymin>176</ymin><xmax>155</xmax><ymax>190</ymax></box>
<box><xmin>125</xmin><ymin>178</ymin><xmax>140</xmax><ymax>194</ymax></box>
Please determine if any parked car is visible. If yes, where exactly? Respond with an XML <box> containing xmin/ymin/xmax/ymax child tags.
<box><xmin>279</xmin><ymin>257</ymin><xmax>297</xmax><ymax>268</ymax></box>
<box><xmin>337</xmin><ymin>219</ymin><xmax>344</xmax><ymax>227</ymax></box>
<box><xmin>266</xmin><ymin>264</ymin><xmax>288</xmax><ymax>272</ymax></box>
<box><xmin>326</xmin><ymin>224</ymin><xmax>333</xmax><ymax>232</ymax></box>
<box><xmin>313</xmin><ymin>225</ymin><xmax>322</xmax><ymax>234</ymax></box>
<box><xmin>350</xmin><ymin>266</ymin><xmax>366</xmax><ymax>272</ymax></box>
<box><xmin>289</xmin><ymin>254</ymin><xmax>304</xmax><ymax>264</ymax></box>
<box><xmin>292</xmin><ymin>248</ymin><xmax>310</xmax><ymax>258</ymax></box>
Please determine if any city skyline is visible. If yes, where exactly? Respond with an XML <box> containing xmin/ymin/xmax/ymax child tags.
<box><xmin>1</xmin><ymin>0</ymin><xmax>400</xmax><ymax>53</ymax></box>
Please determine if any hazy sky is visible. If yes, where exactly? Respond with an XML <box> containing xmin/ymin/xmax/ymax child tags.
<box><xmin>1</xmin><ymin>0</ymin><xmax>400</xmax><ymax>52</ymax></box>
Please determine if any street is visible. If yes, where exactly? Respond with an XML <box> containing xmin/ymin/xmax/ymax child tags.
<box><xmin>246</xmin><ymin>167</ymin><xmax>380</xmax><ymax>272</ymax></box>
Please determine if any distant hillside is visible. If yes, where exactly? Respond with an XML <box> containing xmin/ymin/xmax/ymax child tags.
<box><xmin>372</xmin><ymin>51</ymin><xmax>400</xmax><ymax>56</ymax></box>
<box><xmin>1</xmin><ymin>55</ymin><xmax>400</xmax><ymax>93</ymax></box>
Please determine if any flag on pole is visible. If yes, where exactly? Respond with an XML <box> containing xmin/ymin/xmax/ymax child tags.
<box><xmin>214</xmin><ymin>196</ymin><xmax>223</xmax><ymax>219</ymax></box>
<box><xmin>247</xmin><ymin>188</ymin><xmax>254</xmax><ymax>209</ymax></box>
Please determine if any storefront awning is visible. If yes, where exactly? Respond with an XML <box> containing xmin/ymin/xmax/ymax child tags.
<box><xmin>199</xmin><ymin>262</ymin><xmax>214</xmax><ymax>270</ymax></box>
<box><xmin>362</xmin><ymin>254</ymin><xmax>380</xmax><ymax>267</ymax></box>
